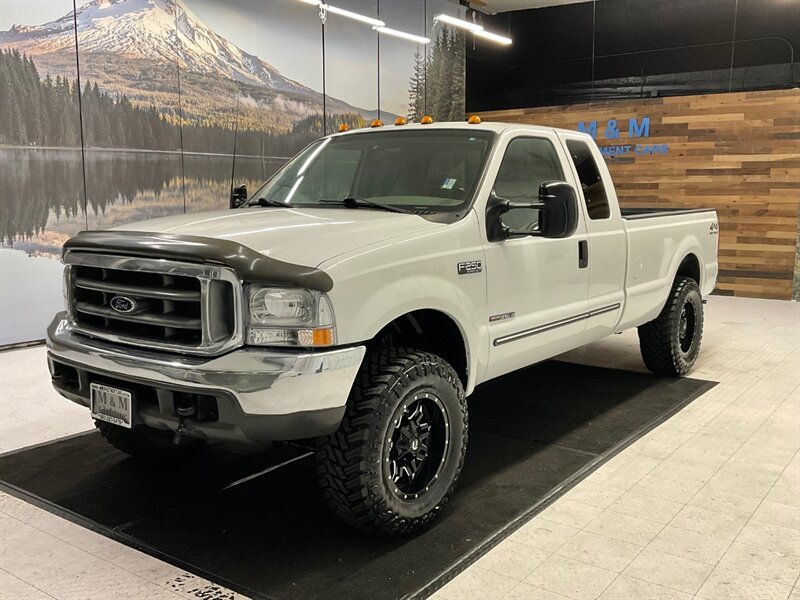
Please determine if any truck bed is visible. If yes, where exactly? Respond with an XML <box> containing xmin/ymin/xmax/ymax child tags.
<box><xmin>616</xmin><ymin>207</ymin><xmax>719</xmax><ymax>331</ymax></box>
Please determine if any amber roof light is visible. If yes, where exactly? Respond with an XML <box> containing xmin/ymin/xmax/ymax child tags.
<box><xmin>468</xmin><ymin>115</ymin><xmax>482</xmax><ymax>124</ymax></box>
<box><xmin>420</xmin><ymin>115</ymin><xmax>434</xmax><ymax>125</ymax></box>
<box><xmin>370</xmin><ymin>119</ymin><xmax>384</xmax><ymax>128</ymax></box>
<box><xmin>338</xmin><ymin>123</ymin><xmax>350</xmax><ymax>132</ymax></box>
<box><xmin>395</xmin><ymin>116</ymin><xmax>408</xmax><ymax>126</ymax></box>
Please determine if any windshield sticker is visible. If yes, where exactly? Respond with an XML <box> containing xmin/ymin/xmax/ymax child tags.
<box><xmin>442</xmin><ymin>178</ymin><xmax>457</xmax><ymax>190</ymax></box>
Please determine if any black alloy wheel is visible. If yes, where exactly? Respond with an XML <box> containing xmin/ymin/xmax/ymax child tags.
<box><xmin>385</xmin><ymin>392</ymin><xmax>449</xmax><ymax>501</ymax></box>
<box><xmin>678</xmin><ymin>300</ymin><xmax>697</xmax><ymax>354</ymax></box>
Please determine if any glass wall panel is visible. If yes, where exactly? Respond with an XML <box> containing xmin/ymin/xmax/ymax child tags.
<box><xmin>227</xmin><ymin>0</ymin><xmax>324</xmax><ymax>197</ymax></box>
<box><xmin>0</xmin><ymin>0</ymin><xmax>83</xmax><ymax>344</ymax></box>
<box><xmin>377</xmin><ymin>0</ymin><xmax>424</xmax><ymax>121</ymax></box>
<box><xmin>593</xmin><ymin>0</ymin><xmax>735</xmax><ymax>99</ymax></box>
<box><xmin>77</xmin><ymin>0</ymin><xmax>184</xmax><ymax>231</ymax></box>
<box><xmin>324</xmin><ymin>0</ymin><xmax>379</xmax><ymax>129</ymax></box>
<box><xmin>733</xmin><ymin>0</ymin><xmax>799</xmax><ymax>89</ymax></box>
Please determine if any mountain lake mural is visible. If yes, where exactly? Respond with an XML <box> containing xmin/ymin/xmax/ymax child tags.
<box><xmin>0</xmin><ymin>0</ymin><xmax>466</xmax><ymax>345</ymax></box>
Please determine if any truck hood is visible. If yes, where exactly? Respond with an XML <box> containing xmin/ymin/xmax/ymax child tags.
<box><xmin>114</xmin><ymin>207</ymin><xmax>443</xmax><ymax>267</ymax></box>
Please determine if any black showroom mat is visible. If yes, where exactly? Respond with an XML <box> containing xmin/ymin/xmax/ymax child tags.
<box><xmin>0</xmin><ymin>361</ymin><xmax>715</xmax><ymax>600</ymax></box>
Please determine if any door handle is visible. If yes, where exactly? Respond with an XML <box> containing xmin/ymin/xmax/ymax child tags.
<box><xmin>578</xmin><ymin>240</ymin><xmax>589</xmax><ymax>269</ymax></box>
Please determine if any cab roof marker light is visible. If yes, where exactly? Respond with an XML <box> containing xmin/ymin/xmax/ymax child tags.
<box><xmin>474</xmin><ymin>29</ymin><xmax>512</xmax><ymax>45</ymax></box>
<box><xmin>373</xmin><ymin>25</ymin><xmax>431</xmax><ymax>45</ymax></box>
<box><xmin>433</xmin><ymin>14</ymin><xmax>484</xmax><ymax>33</ymax></box>
<box><xmin>321</xmin><ymin>3</ymin><xmax>385</xmax><ymax>27</ymax></box>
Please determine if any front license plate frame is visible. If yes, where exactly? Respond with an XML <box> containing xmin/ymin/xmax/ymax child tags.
<box><xmin>90</xmin><ymin>382</ymin><xmax>133</xmax><ymax>429</ymax></box>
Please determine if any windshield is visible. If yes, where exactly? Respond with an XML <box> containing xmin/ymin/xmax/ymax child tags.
<box><xmin>247</xmin><ymin>129</ymin><xmax>494</xmax><ymax>213</ymax></box>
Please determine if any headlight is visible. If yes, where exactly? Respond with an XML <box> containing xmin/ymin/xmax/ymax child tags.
<box><xmin>246</xmin><ymin>286</ymin><xmax>335</xmax><ymax>347</ymax></box>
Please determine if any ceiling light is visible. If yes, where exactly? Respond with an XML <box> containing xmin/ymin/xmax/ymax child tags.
<box><xmin>373</xmin><ymin>26</ymin><xmax>431</xmax><ymax>44</ymax></box>
<box><xmin>474</xmin><ymin>30</ymin><xmax>512</xmax><ymax>45</ymax></box>
<box><xmin>322</xmin><ymin>3</ymin><xmax>385</xmax><ymax>27</ymax></box>
<box><xmin>433</xmin><ymin>14</ymin><xmax>484</xmax><ymax>33</ymax></box>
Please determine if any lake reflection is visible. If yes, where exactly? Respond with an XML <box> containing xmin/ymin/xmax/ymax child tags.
<box><xmin>1</xmin><ymin>148</ymin><xmax>286</xmax><ymax>256</ymax></box>
<box><xmin>0</xmin><ymin>148</ymin><xmax>285</xmax><ymax>345</ymax></box>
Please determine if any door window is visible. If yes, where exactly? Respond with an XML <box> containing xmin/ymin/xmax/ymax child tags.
<box><xmin>493</xmin><ymin>137</ymin><xmax>564</xmax><ymax>233</ymax></box>
<box><xmin>566</xmin><ymin>139</ymin><xmax>610</xmax><ymax>219</ymax></box>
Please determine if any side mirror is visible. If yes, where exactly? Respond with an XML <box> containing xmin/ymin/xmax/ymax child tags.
<box><xmin>486</xmin><ymin>180</ymin><xmax>579</xmax><ymax>242</ymax></box>
<box><xmin>538</xmin><ymin>181</ymin><xmax>579</xmax><ymax>239</ymax></box>
<box><xmin>230</xmin><ymin>184</ymin><xmax>248</xmax><ymax>209</ymax></box>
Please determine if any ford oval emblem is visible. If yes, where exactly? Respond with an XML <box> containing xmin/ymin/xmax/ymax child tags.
<box><xmin>110</xmin><ymin>295</ymin><xmax>136</xmax><ymax>313</ymax></box>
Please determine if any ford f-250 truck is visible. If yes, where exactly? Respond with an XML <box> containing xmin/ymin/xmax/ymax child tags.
<box><xmin>47</xmin><ymin>119</ymin><xmax>718</xmax><ymax>535</ymax></box>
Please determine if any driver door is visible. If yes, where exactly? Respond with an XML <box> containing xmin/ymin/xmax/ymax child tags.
<box><xmin>483</xmin><ymin>134</ymin><xmax>590</xmax><ymax>380</ymax></box>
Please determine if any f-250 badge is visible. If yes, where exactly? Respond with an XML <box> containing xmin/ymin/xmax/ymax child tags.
<box><xmin>457</xmin><ymin>260</ymin><xmax>482</xmax><ymax>275</ymax></box>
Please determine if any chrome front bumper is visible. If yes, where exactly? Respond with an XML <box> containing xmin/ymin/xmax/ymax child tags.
<box><xmin>46</xmin><ymin>313</ymin><xmax>366</xmax><ymax>442</ymax></box>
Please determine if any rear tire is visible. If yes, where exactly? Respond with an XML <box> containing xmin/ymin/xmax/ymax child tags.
<box><xmin>95</xmin><ymin>420</ymin><xmax>203</xmax><ymax>459</ymax></box>
<box><xmin>638</xmin><ymin>276</ymin><xmax>704</xmax><ymax>376</ymax></box>
<box><xmin>315</xmin><ymin>347</ymin><xmax>468</xmax><ymax>536</ymax></box>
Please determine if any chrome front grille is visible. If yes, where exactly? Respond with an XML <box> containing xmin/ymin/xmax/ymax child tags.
<box><xmin>64</xmin><ymin>252</ymin><xmax>242</xmax><ymax>355</ymax></box>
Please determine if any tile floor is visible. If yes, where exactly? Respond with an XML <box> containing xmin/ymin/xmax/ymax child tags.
<box><xmin>1</xmin><ymin>296</ymin><xmax>798</xmax><ymax>599</ymax></box>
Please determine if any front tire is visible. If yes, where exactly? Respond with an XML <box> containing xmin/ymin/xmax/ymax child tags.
<box><xmin>638</xmin><ymin>276</ymin><xmax>704</xmax><ymax>376</ymax></box>
<box><xmin>315</xmin><ymin>347</ymin><xmax>468</xmax><ymax>536</ymax></box>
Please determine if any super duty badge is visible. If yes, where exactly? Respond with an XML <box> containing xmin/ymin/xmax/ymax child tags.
<box><xmin>457</xmin><ymin>260</ymin><xmax>482</xmax><ymax>275</ymax></box>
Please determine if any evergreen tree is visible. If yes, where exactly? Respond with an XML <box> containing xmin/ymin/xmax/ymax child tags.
<box><xmin>408</xmin><ymin>49</ymin><xmax>426</xmax><ymax>121</ymax></box>
<box><xmin>404</xmin><ymin>26</ymin><xmax>466</xmax><ymax>123</ymax></box>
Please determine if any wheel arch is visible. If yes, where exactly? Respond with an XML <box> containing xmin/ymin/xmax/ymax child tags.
<box><xmin>676</xmin><ymin>252</ymin><xmax>701</xmax><ymax>287</ymax></box>
<box><xmin>369</xmin><ymin>309</ymin><xmax>470</xmax><ymax>392</ymax></box>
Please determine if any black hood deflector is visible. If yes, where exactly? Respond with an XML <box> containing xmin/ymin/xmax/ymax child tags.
<box><xmin>63</xmin><ymin>230</ymin><xmax>334</xmax><ymax>292</ymax></box>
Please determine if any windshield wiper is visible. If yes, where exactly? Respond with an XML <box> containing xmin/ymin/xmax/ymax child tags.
<box><xmin>251</xmin><ymin>197</ymin><xmax>291</xmax><ymax>208</ymax></box>
<box><xmin>318</xmin><ymin>197</ymin><xmax>414</xmax><ymax>214</ymax></box>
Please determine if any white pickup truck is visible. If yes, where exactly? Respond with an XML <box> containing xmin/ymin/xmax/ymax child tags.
<box><xmin>47</xmin><ymin>120</ymin><xmax>718</xmax><ymax>535</ymax></box>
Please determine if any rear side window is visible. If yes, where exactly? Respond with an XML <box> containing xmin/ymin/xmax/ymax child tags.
<box><xmin>566</xmin><ymin>139</ymin><xmax>610</xmax><ymax>219</ymax></box>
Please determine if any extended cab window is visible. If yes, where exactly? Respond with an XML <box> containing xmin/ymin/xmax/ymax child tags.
<box><xmin>566</xmin><ymin>139</ymin><xmax>610</xmax><ymax>219</ymax></box>
<box><xmin>493</xmin><ymin>137</ymin><xmax>564</xmax><ymax>233</ymax></box>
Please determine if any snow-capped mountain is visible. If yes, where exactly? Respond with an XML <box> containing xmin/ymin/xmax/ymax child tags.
<box><xmin>1</xmin><ymin>0</ymin><xmax>310</xmax><ymax>94</ymax></box>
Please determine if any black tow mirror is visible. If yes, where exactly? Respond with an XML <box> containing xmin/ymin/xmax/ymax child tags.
<box><xmin>230</xmin><ymin>184</ymin><xmax>248</xmax><ymax>209</ymax></box>
<box><xmin>486</xmin><ymin>180</ymin><xmax>579</xmax><ymax>242</ymax></box>
<box><xmin>538</xmin><ymin>181</ymin><xmax>579</xmax><ymax>238</ymax></box>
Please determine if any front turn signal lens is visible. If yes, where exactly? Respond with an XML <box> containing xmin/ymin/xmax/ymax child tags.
<box><xmin>420</xmin><ymin>115</ymin><xmax>434</xmax><ymax>124</ymax></box>
<box><xmin>304</xmin><ymin>327</ymin><xmax>335</xmax><ymax>347</ymax></box>
<box><xmin>247</xmin><ymin>326</ymin><xmax>336</xmax><ymax>348</ymax></box>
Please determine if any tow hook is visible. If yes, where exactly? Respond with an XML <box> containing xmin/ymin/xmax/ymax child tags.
<box><xmin>173</xmin><ymin>399</ymin><xmax>197</xmax><ymax>445</ymax></box>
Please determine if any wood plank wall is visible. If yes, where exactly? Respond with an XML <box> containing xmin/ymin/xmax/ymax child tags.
<box><xmin>477</xmin><ymin>89</ymin><xmax>800</xmax><ymax>300</ymax></box>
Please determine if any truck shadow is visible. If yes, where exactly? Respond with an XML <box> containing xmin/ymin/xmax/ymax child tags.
<box><xmin>0</xmin><ymin>360</ymin><xmax>714</xmax><ymax>600</ymax></box>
